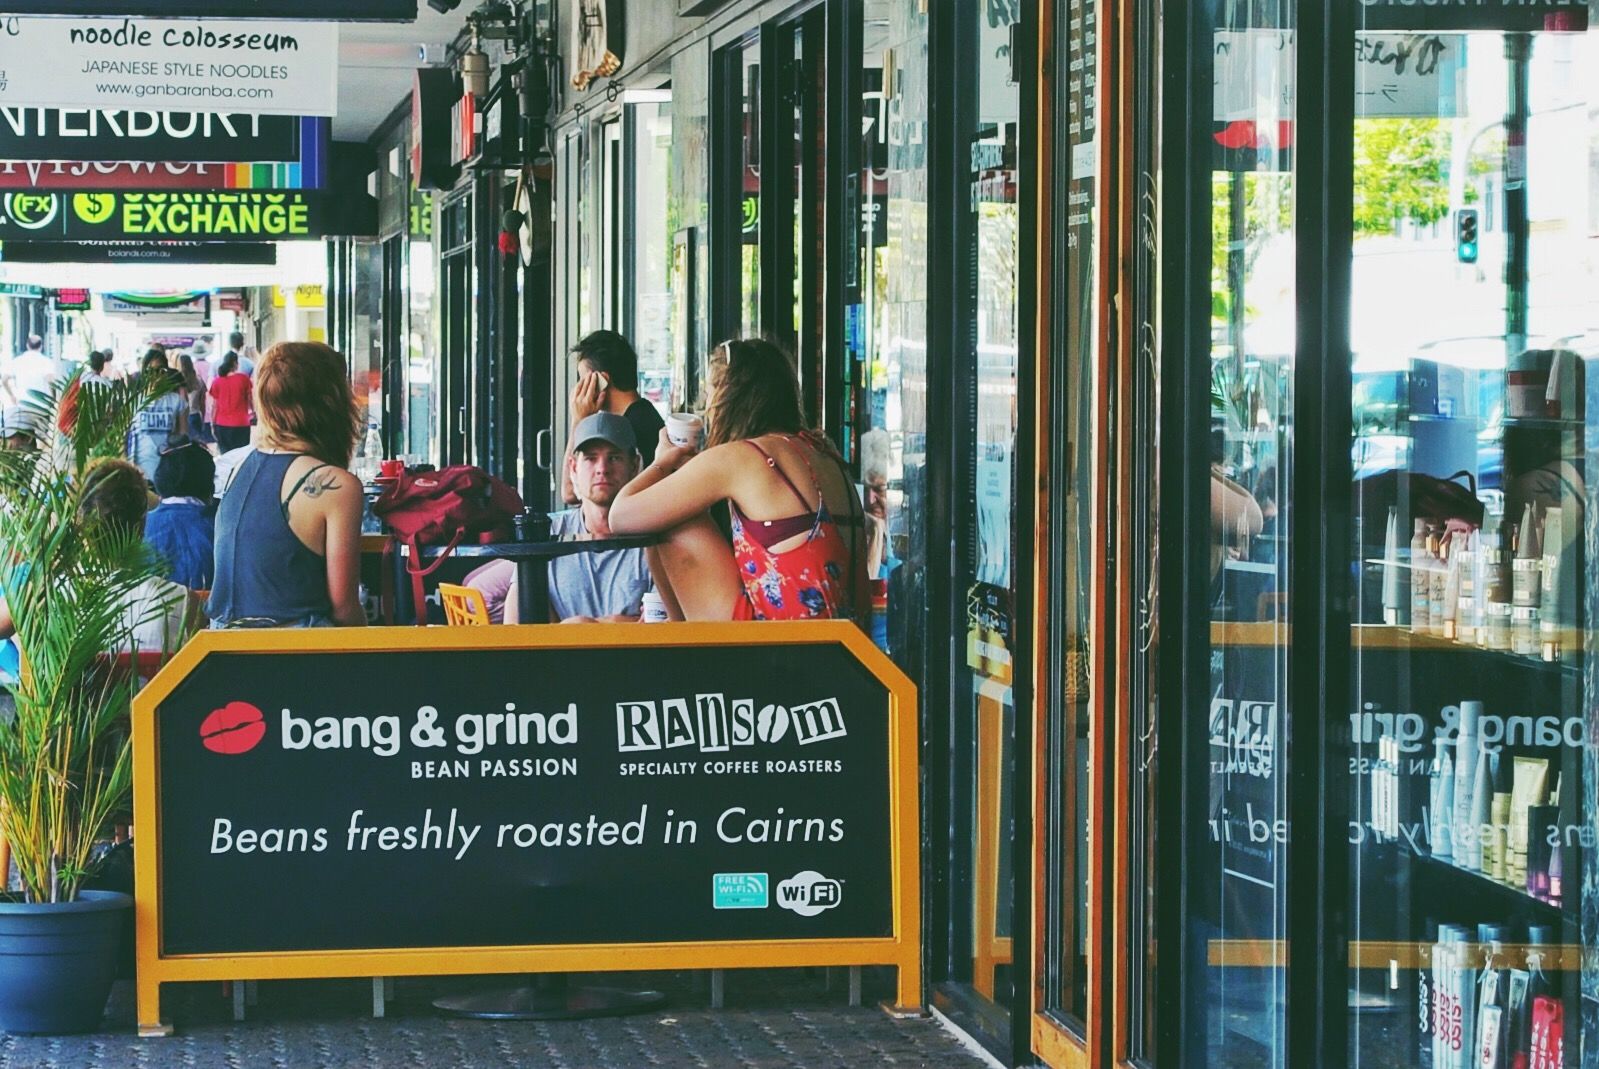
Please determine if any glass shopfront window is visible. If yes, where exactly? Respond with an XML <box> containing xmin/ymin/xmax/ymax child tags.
<box><xmin>1346</xmin><ymin>11</ymin><xmax>1595</xmax><ymax>1068</ymax></box>
<box><xmin>627</xmin><ymin>95</ymin><xmax>674</xmax><ymax>416</ymax></box>
<box><xmin>1195</xmin><ymin>6</ymin><xmax>1296</xmax><ymax>1067</ymax></box>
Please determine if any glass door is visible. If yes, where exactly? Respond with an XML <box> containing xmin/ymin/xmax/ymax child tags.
<box><xmin>1344</xmin><ymin>9</ymin><xmax>1596</xmax><ymax>1068</ymax></box>
<box><xmin>1155</xmin><ymin>3</ymin><xmax>1300</xmax><ymax>1066</ymax></box>
<box><xmin>1033</xmin><ymin>0</ymin><xmax>1099</xmax><ymax>1064</ymax></box>
<box><xmin>937</xmin><ymin>0</ymin><xmax>1024</xmax><ymax>1053</ymax></box>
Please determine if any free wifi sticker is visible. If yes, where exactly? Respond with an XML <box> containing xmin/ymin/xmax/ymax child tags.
<box><xmin>199</xmin><ymin>701</ymin><xmax>267</xmax><ymax>755</ymax></box>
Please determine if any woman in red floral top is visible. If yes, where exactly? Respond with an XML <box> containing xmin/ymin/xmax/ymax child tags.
<box><xmin>609</xmin><ymin>339</ymin><xmax>868</xmax><ymax>625</ymax></box>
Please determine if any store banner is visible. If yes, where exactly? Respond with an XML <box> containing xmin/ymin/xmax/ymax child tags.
<box><xmin>0</xmin><ymin>191</ymin><xmax>345</xmax><ymax>241</ymax></box>
<box><xmin>0</xmin><ymin>19</ymin><xmax>339</xmax><ymax>117</ymax></box>
<box><xmin>0</xmin><ymin>160</ymin><xmax>325</xmax><ymax>192</ymax></box>
<box><xmin>1</xmin><ymin>1</ymin><xmax>412</xmax><ymax>18</ymax></box>
<box><xmin>103</xmin><ymin>290</ymin><xmax>208</xmax><ymax>315</ymax></box>
<box><xmin>131</xmin><ymin>626</ymin><xmax>921</xmax><ymax>1036</ymax></box>
<box><xmin>0</xmin><ymin>111</ymin><xmax>318</xmax><ymax>163</ymax></box>
<box><xmin>0</xmin><ymin>241</ymin><xmax>276</xmax><ymax>264</ymax></box>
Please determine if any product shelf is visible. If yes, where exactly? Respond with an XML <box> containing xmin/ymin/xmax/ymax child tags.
<box><xmin>1414</xmin><ymin>853</ymin><xmax>1577</xmax><ymax>927</ymax></box>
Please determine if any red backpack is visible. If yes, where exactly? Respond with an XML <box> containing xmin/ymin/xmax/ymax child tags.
<box><xmin>374</xmin><ymin>466</ymin><xmax>524</xmax><ymax>621</ymax></box>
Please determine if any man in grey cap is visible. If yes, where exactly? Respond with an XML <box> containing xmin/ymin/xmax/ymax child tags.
<box><xmin>0</xmin><ymin>406</ymin><xmax>39</xmax><ymax>452</ymax></box>
<box><xmin>465</xmin><ymin>412</ymin><xmax>652</xmax><ymax>623</ymax></box>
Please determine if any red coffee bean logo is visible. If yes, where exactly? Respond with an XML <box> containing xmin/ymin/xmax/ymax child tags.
<box><xmin>199</xmin><ymin>701</ymin><xmax>267</xmax><ymax>755</ymax></box>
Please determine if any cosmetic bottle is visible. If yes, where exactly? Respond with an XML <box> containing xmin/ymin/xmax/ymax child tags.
<box><xmin>1539</xmin><ymin>507</ymin><xmax>1563</xmax><ymax>659</ymax></box>
<box><xmin>1411</xmin><ymin>519</ymin><xmax>1431</xmax><ymax>633</ymax></box>
<box><xmin>1457</xmin><ymin>529</ymin><xmax>1481</xmax><ymax>643</ymax></box>
<box><xmin>1504</xmin><ymin>968</ymin><xmax>1531</xmax><ymax>1069</ymax></box>
<box><xmin>1464</xmin><ymin>745</ymin><xmax>1493</xmax><ymax>873</ymax></box>
<box><xmin>1382</xmin><ymin>506</ymin><xmax>1403</xmax><ymax>626</ymax></box>
<box><xmin>1512</xmin><ymin>504</ymin><xmax>1542</xmax><ymax>608</ymax></box>
<box><xmin>1508</xmin><ymin>756</ymin><xmax>1550</xmax><ymax>888</ymax></box>
<box><xmin>1442</xmin><ymin>546</ymin><xmax>1462</xmax><ymax>640</ymax></box>
<box><xmin>1456</xmin><ymin>927</ymin><xmax>1480</xmax><ymax>1069</ymax></box>
<box><xmin>1526</xmin><ymin>803</ymin><xmax>1558</xmax><ymax>900</ymax></box>
<box><xmin>1430</xmin><ymin>739</ymin><xmax>1455</xmax><ymax>861</ymax></box>
<box><xmin>1486</xmin><ymin>754</ymin><xmax>1510</xmax><ymax>883</ymax></box>
<box><xmin>1481</xmin><ymin>510</ymin><xmax>1512</xmax><ymax>650</ymax></box>
<box><xmin>1429</xmin><ymin>527</ymin><xmax>1450</xmax><ymax>638</ymax></box>
<box><xmin>1453</xmin><ymin>702</ymin><xmax>1482</xmax><ymax>868</ymax></box>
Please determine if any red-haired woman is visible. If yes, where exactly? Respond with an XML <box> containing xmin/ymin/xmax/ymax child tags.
<box><xmin>207</xmin><ymin>342</ymin><xmax>366</xmax><ymax>628</ymax></box>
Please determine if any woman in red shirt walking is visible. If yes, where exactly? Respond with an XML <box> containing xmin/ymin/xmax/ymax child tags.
<box><xmin>207</xmin><ymin>351</ymin><xmax>253</xmax><ymax>452</ymax></box>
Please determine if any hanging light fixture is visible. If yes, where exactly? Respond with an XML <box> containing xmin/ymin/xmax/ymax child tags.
<box><xmin>459</xmin><ymin>27</ymin><xmax>491</xmax><ymax>99</ymax></box>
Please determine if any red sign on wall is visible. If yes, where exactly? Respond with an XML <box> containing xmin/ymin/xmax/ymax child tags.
<box><xmin>53</xmin><ymin>287</ymin><xmax>90</xmax><ymax>311</ymax></box>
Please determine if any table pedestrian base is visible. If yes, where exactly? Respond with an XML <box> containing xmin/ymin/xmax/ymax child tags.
<box><xmin>432</xmin><ymin>975</ymin><xmax>666</xmax><ymax>1020</ymax></box>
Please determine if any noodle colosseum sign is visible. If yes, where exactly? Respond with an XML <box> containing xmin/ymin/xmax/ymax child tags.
<box><xmin>0</xmin><ymin>2</ymin><xmax>413</xmax><ymax>17</ymax></box>
<box><xmin>0</xmin><ymin>191</ymin><xmax>338</xmax><ymax>241</ymax></box>
<box><xmin>0</xmin><ymin>18</ymin><xmax>339</xmax><ymax>117</ymax></box>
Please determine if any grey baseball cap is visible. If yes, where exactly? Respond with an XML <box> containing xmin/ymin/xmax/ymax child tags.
<box><xmin>571</xmin><ymin>412</ymin><xmax>637</xmax><ymax>455</ymax></box>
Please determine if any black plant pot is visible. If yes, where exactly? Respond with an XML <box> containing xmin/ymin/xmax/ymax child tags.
<box><xmin>0</xmin><ymin>890</ymin><xmax>130</xmax><ymax>1035</ymax></box>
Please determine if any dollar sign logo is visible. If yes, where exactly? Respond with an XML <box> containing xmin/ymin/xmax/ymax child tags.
<box><xmin>72</xmin><ymin>193</ymin><xmax>115</xmax><ymax>225</ymax></box>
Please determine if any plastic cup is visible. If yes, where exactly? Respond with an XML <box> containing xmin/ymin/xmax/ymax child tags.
<box><xmin>641</xmin><ymin>591</ymin><xmax>670</xmax><ymax>623</ymax></box>
<box><xmin>665</xmin><ymin>412</ymin><xmax>704</xmax><ymax>448</ymax></box>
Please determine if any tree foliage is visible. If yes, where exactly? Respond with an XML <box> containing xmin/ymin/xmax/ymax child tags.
<box><xmin>1352</xmin><ymin>117</ymin><xmax>1451</xmax><ymax>235</ymax></box>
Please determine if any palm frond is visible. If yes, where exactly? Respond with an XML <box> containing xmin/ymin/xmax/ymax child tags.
<box><xmin>0</xmin><ymin>369</ymin><xmax>179</xmax><ymax>902</ymax></box>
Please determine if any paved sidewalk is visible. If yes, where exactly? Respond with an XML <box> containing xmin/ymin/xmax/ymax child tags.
<box><xmin>0</xmin><ymin>970</ymin><xmax>989</xmax><ymax>1069</ymax></box>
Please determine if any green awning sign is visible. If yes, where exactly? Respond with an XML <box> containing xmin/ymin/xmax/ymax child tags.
<box><xmin>0</xmin><ymin>191</ymin><xmax>330</xmax><ymax>241</ymax></box>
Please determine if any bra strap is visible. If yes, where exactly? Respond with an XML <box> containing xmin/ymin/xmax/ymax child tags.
<box><xmin>280</xmin><ymin>460</ymin><xmax>333</xmax><ymax>519</ymax></box>
<box><xmin>745</xmin><ymin>439</ymin><xmax>814</xmax><ymax>513</ymax></box>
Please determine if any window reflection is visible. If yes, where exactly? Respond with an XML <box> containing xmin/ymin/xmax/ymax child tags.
<box><xmin>1348</xmin><ymin>21</ymin><xmax>1593</xmax><ymax>1069</ymax></box>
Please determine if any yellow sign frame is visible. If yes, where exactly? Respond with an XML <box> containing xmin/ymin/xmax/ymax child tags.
<box><xmin>132</xmin><ymin>621</ymin><xmax>921</xmax><ymax>1036</ymax></box>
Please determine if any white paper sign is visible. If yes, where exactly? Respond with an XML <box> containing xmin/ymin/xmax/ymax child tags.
<box><xmin>1215</xmin><ymin>31</ymin><xmax>1463</xmax><ymax>122</ymax></box>
<box><xmin>0</xmin><ymin>18</ymin><xmax>338</xmax><ymax>117</ymax></box>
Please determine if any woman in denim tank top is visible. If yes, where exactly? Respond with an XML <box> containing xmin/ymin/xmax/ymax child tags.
<box><xmin>208</xmin><ymin>342</ymin><xmax>367</xmax><ymax>629</ymax></box>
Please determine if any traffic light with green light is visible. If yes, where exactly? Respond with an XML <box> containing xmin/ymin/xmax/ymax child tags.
<box><xmin>1455</xmin><ymin>208</ymin><xmax>1479</xmax><ymax>264</ymax></box>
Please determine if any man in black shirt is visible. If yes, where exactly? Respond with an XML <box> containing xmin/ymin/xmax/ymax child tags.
<box><xmin>564</xmin><ymin>330</ymin><xmax>667</xmax><ymax>505</ymax></box>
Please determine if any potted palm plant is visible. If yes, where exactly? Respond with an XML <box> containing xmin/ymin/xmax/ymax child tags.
<box><xmin>0</xmin><ymin>369</ymin><xmax>177</xmax><ymax>1034</ymax></box>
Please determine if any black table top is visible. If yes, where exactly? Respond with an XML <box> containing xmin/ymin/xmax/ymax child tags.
<box><xmin>397</xmin><ymin>535</ymin><xmax>658</xmax><ymax>561</ymax></box>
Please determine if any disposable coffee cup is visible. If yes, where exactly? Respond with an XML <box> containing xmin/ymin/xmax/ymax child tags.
<box><xmin>666</xmin><ymin>412</ymin><xmax>704</xmax><ymax>448</ymax></box>
<box><xmin>640</xmin><ymin>591</ymin><xmax>669</xmax><ymax>623</ymax></box>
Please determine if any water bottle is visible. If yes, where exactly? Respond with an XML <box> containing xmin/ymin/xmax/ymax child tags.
<box><xmin>356</xmin><ymin>421</ymin><xmax>382</xmax><ymax>484</ymax></box>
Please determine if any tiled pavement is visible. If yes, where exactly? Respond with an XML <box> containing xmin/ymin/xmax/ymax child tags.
<box><xmin>0</xmin><ymin>970</ymin><xmax>991</xmax><ymax>1068</ymax></box>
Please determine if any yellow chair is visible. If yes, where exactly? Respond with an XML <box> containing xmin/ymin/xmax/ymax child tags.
<box><xmin>438</xmin><ymin>583</ymin><xmax>491</xmax><ymax>626</ymax></box>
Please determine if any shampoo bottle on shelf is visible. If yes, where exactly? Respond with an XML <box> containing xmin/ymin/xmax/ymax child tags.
<box><xmin>1486</xmin><ymin>754</ymin><xmax>1510</xmax><ymax>883</ymax></box>
<box><xmin>1452</xmin><ymin>701</ymin><xmax>1482</xmax><ymax>870</ymax></box>
<box><xmin>1464</xmin><ymin>746</ymin><xmax>1493</xmax><ymax>873</ymax></box>
<box><xmin>1430</xmin><ymin>738</ymin><xmax>1455</xmax><ymax>861</ymax></box>
<box><xmin>1457</xmin><ymin>529</ymin><xmax>1481</xmax><ymax>644</ymax></box>
<box><xmin>1480</xmin><ymin>508</ymin><xmax>1512</xmax><ymax>650</ymax></box>
<box><xmin>1429</xmin><ymin>526</ymin><xmax>1450</xmax><ymax>637</ymax></box>
<box><xmin>1411</xmin><ymin>518</ymin><xmax>1432</xmax><ymax>633</ymax></box>
<box><xmin>1382</xmin><ymin>506</ymin><xmax>1403</xmax><ymax>625</ymax></box>
<box><xmin>1511</xmin><ymin>506</ymin><xmax>1542</xmax><ymax>655</ymax></box>
<box><xmin>1539</xmin><ymin>506</ymin><xmax>1563</xmax><ymax>660</ymax></box>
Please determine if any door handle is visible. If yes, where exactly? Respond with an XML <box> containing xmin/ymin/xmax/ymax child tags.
<box><xmin>535</xmin><ymin>427</ymin><xmax>553</xmax><ymax>471</ymax></box>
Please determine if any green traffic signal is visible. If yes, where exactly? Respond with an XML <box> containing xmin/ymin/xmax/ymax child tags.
<box><xmin>1455</xmin><ymin>208</ymin><xmax>1479</xmax><ymax>264</ymax></box>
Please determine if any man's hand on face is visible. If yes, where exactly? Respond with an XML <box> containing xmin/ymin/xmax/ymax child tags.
<box><xmin>570</xmin><ymin>371</ymin><xmax>608</xmax><ymax>421</ymax></box>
